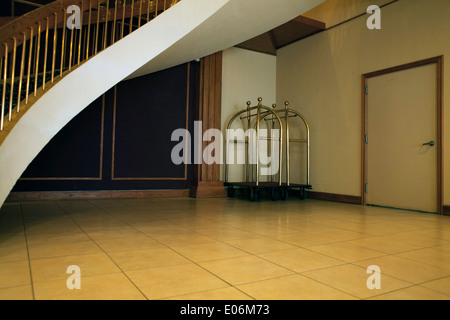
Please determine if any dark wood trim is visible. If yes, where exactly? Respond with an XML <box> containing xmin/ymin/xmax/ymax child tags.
<box><xmin>437</xmin><ymin>57</ymin><xmax>444</xmax><ymax>215</ymax></box>
<box><xmin>361</xmin><ymin>74</ymin><xmax>368</xmax><ymax>206</ymax></box>
<box><xmin>190</xmin><ymin>52</ymin><xmax>226</xmax><ymax>198</ymax></box>
<box><xmin>444</xmin><ymin>206</ymin><xmax>450</xmax><ymax>216</ymax></box>
<box><xmin>307</xmin><ymin>191</ymin><xmax>362</xmax><ymax>205</ymax></box>
<box><xmin>362</xmin><ymin>56</ymin><xmax>444</xmax><ymax>214</ymax></box>
<box><xmin>0</xmin><ymin>17</ymin><xmax>15</xmax><ymax>28</ymax></box>
<box><xmin>6</xmin><ymin>189</ymin><xmax>190</xmax><ymax>202</ymax></box>
<box><xmin>292</xmin><ymin>15</ymin><xmax>326</xmax><ymax>30</ymax></box>
<box><xmin>267</xmin><ymin>30</ymin><xmax>277</xmax><ymax>53</ymax></box>
<box><xmin>363</xmin><ymin>56</ymin><xmax>444</xmax><ymax>79</ymax></box>
<box><xmin>190</xmin><ymin>181</ymin><xmax>227</xmax><ymax>198</ymax></box>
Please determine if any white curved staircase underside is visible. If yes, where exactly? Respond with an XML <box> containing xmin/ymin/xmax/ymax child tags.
<box><xmin>0</xmin><ymin>0</ymin><xmax>324</xmax><ymax>207</ymax></box>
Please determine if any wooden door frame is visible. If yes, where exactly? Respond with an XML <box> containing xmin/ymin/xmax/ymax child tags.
<box><xmin>361</xmin><ymin>56</ymin><xmax>444</xmax><ymax>214</ymax></box>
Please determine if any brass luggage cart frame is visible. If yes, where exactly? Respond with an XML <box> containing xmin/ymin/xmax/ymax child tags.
<box><xmin>224</xmin><ymin>98</ymin><xmax>312</xmax><ymax>201</ymax></box>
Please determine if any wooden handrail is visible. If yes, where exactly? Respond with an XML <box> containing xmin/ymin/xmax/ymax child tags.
<box><xmin>0</xmin><ymin>0</ymin><xmax>181</xmax><ymax>131</ymax></box>
<box><xmin>0</xmin><ymin>0</ymin><xmax>172</xmax><ymax>55</ymax></box>
<box><xmin>0</xmin><ymin>0</ymin><xmax>97</xmax><ymax>50</ymax></box>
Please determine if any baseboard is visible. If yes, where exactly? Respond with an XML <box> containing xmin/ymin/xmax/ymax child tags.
<box><xmin>444</xmin><ymin>205</ymin><xmax>450</xmax><ymax>216</ymax></box>
<box><xmin>306</xmin><ymin>191</ymin><xmax>362</xmax><ymax>205</ymax></box>
<box><xmin>6</xmin><ymin>189</ymin><xmax>190</xmax><ymax>202</ymax></box>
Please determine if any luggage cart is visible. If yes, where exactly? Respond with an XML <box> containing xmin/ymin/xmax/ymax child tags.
<box><xmin>224</xmin><ymin>98</ymin><xmax>312</xmax><ymax>201</ymax></box>
<box><xmin>268</xmin><ymin>101</ymin><xmax>312</xmax><ymax>200</ymax></box>
<box><xmin>224</xmin><ymin>98</ymin><xmax>283</xmax><ymax>201</ymax></box>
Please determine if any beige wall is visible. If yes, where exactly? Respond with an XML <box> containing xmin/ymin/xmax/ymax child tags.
<box><xmin>276</xmin><ymin>0</ymin><xmax>450</xmax><ymax>204</ymax></box>
<box><xmin>303</xmin><ymin>0</ymin><xmax>395</xmax><ymax>28</ymax></box>
<box><xmin>221</xmin><ymin>47</ymin><xmax>277</xmax><ymax>181</ymax></box>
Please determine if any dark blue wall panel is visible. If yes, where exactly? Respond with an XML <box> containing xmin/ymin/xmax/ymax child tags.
<box><xmin>12</xmin><ymin>62</ymin><xmax>197</xmax><ymax>192</ymax></box>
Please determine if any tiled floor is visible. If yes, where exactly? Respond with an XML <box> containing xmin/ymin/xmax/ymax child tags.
<box><xmin>0</xmin><ymin>197</ymin><xmax>450</xmax><ymax>300</ymax></box>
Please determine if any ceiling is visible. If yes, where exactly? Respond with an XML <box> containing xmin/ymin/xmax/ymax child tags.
<box><xmin>235</xmin><ymin>15</ymin><xmax>326</xmax><ymax>55</ymax></box>
<box><xmin>128</xmin><ymin>0</ymin><xmax>326</xmax><ymax>78</ymax></box>
<box><xmin>302</xmin><ymin>0</ymin><xmax>397</xmax><ymax>29</ymax></box>
<box><xmin>235</xmin><ymin>0</ymin><xmax>398</xmax><ymax>56</ymax></box>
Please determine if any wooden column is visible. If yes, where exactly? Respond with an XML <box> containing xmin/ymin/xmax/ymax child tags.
<box><xmin>190</xmin><ymin>51</ymin><xmax>227</xmax><ymax>198</ymax></box>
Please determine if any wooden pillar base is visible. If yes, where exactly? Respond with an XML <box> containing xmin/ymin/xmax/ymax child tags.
<box><xmin>190</xmin><ymin>51</ymin><xmax>226</xmax><ymax>199</ymax></box>
<box><xmin>190</xmin><ymin>181</ymin><xmax>227</xmax><ymax>198</ymax></box>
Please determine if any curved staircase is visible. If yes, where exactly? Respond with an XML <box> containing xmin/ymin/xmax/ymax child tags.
<box><xmin>0</xmin><ymin>0</ymin><xmax>324</xmax><ymax>208</ymax></box>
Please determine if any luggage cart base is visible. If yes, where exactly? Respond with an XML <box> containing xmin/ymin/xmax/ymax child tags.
<box><xmin>225</xmin><ymin>182</ymin><xmax>312</xmax><ymax>201</ymax></box>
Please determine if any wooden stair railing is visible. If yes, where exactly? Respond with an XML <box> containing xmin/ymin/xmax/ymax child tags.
<box><xmin>0</xmin><ymin>0</ymin><xmax>180</xmax><ymax>134</ymax></box>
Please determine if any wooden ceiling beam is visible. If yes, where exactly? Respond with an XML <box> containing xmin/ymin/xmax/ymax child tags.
<box><xmin>292</xmin><ymin>15</ymin><xmax>326</xmax><ymax>29</ymax></box>
<box><xmin>267</xmin><ymin>30</ymin><xmax>277</xmax><ymax>53</ymax></box>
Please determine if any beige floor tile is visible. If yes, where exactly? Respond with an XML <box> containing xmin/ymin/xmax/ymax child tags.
<box><xmin>258</xmin><ymin>248</ymin><xmax>346</xmax><ymax>273</ymax></box>
<box><xmin>312</xmin><ymin>228</ymin><xmax>367</xmax><ymax>242</ymax></box>
<box><xmin>234</xmin><ymin>222</ymin><xmax>299</xmax><ymax>236</ymax></box>
<box><xmin>420</xmin><ymin>277</ymin><xmax>450</xmax><ymax>296</ymax></box>
<box><xmin>126</xmin><ymin>264</ymin><xmax>229</xmax><ymax>300</ymax></box>
<box><xmin>302</xmin><ymin>264</ymin><xmax>412</xmax><ymax>299</ymax></box>
<box><xmin>25</xmin><ymin>222</ymin><xmax>82</xmax><ymax>236</ymax></box>
<box><xmin>412</xmin><ymin>228</ymin><xmax>450</xmax><ymax>241</ymax></box>
<box><xmin>25</xmin><ymin>229</ymin><xmax>90</xmax><ymax>245</ymax></box>
<box><xmin>166</xmin><ymin>287</ymin><xmax>253</xmax><ymax>300</ymax></box>
<box><xmin>162</xmin><ymin>218</ymin><xmax>221</xmax><ymax>231</ymax></box>
<box><xmin>198</xmin><ymin>255</ymin><xmax>294</xmax><ymax>285</ymax></box>
<box><xmin>82</xmin><ymin>226</ymin><xmax>144</xmax><ymax>241</ymax></box>
<box><xmin>237</xmin><ymin>274</ymin><xmax>357</xmax><ymax>300</ymax></box>
<box><xmin>30</xmin><ymin>253</ymin><xmax>121</xmax><ymax>283</ymax></box>
<box><xmin>0</xmin><ymin>285</ymin><xmax>33</xmax><ymax>300</ymax></box>
<box><xmin>353</xmin><ymin>255</ymin><xmax>450</xmax><ymax>284</ymax></box>
<box><xmin>125</xmin><ymin>216</ymin><xmax>176</xmax><ymax>227</ymax></box>
<box><xmin>69</xmin><ymin>216</ymin><xmax>127</xmax><ymax>229</ymax></box>
<box><xmin>0</xmin><ymin>232</ymin><xmax>26</xmax><ymax>247</ymax></box>
<box><xmin>94</xmin><ymin>234</ymin><xmax>163</xmax><ymax>252</ymax></box>
<box><xmin>396</xmin><ymin>247</ymin><xmax>450</xmax><ymax>271</ymax></box>
<box><xmin>271</xmin><ymin>231</ymin><xmax>337</xmax><ymax>247</ymax></box>
<box><xmin>312</xmin><ymin>219</ymin><xmax>367</xmax><ymax>234</ymax></box>
<box><xmin>0</xmin><ymin>243</ymin><xmax>29</xmax><ymax>263</ymax></box>
<box><xmin>198</xmin><ymin>228</ymin><xmax>259</xmax><ymax>241</ymax></box>
<box><xmin>357</xmin><ymin>222</ymin><xmax>421</xmax><ymax>236</ymax></box>
<box><xmin>33</xmin><ymin>273</ymin><xmax>146</xmax><ymax>300</ymax></box>
<box><xmin>149</xmin><ymin>231</ymin><xmax>217</xmax><ymax>246</ymax></box>
<box><xmin>108</xmin><ymin>247</ymin><xmax>191</xmax><ymax>271</ymax></box>
<box><xmin>344</xmin><ymin>236</ymin><xmax>420</xmax><ymax>254</ymax></box>
<box><xmin>383</xmin><ymin>232</ymin><xmax>450</xmax><ymax>248</ymax></box>
<box><xmin>27</xmin><ymin>238</ymin><xmax>101</xmax><ymax>260</ymax></box>
<box><xmin>0</xmin><ymin>222</ymin><xmax>24</xmax><ymax>235</ymax></box>
<box><xmin>223</xmin><ymin>237</ymin><xmax>297</xmax><ymax>254</ymax></box>
<box><xmin>170</xmin><ymin>242</ymin><xmax>249</xmax><ymax>262</ymax></box>
<box><xmin>307</xmin><ymin>242</ymin><xmax>387</xmax><ymax>262</ymax></box>
<box><xmin>368</xmin><ymin>285</ymin><xmax>450</xmax><ymax>300</ymax></box>
<box><xmin>1</xmin><ymin>198</ymin><xmax>450</xmax><ymax>300</ymax></box>
<box><xmin>128</xmin><ymin>221</ymin><xmax>191</xmax><ymax>235</ymax></box>
<box><xmin>0</xmin><ymin>260</ymin><xmax>31</xmax><ymax>289</ymax></box>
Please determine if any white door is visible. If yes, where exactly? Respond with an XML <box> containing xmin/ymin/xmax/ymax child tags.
<box><xmin>366</xmin><ymin>64</ymin><xmax>437</xmax><ymax>213</ymax></box>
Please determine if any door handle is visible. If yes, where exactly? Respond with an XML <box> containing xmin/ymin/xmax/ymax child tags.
<box><xmin>423</xmin><ymin>141</ymin><xmax>436</xmax><ymax>147</ymax></box>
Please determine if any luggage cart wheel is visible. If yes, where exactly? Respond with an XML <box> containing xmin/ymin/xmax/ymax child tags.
<box><xmin>250</xmin><ymin>188</ymin><xmax>260</xmax><ymax>201</ymax></box>
<box><xmin>280</xmin><ymin>188</ymin><xmax>288</xmax><ymax>201</ymax></box>
<box><xmin>299</xmin><ymin>188</ymin><xmax>307</xmax><ymax>200</ymax></box>
<box><xmin>271</xmin><ymin>188</ymin><xmax>280</xmax><ymax>201</ymax></box>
